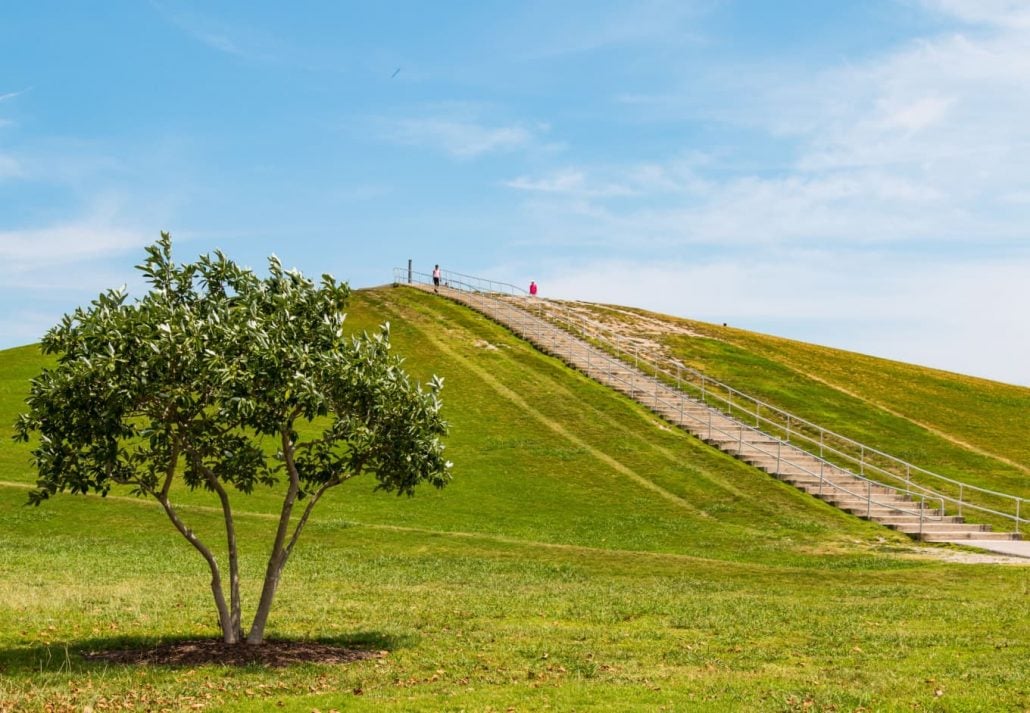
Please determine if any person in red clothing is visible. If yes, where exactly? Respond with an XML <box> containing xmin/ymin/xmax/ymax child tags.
<box><xmin>529</xmin><ymin>280</ymin><xmax>538</xmax><ymax>296</ymax></box>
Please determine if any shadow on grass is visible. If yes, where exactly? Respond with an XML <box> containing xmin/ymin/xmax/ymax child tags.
<box><xmin>0</xmin><ymin>630</ymin><xmax>416</xmax><ymax>674</ymax></box>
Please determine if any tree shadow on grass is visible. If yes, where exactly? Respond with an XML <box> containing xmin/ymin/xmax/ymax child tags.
<box><xmin>0</xmin><ymin>630</ymin><xmax>417</xmax><ymax>673</ymax></box>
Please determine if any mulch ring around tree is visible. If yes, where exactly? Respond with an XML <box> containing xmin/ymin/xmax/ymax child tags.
<box><xmin>83</xmin><ymin>640</ymin><xmax>384</xmax><ymax>668</ymax></box>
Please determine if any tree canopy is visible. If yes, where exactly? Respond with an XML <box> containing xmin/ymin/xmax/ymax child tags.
<box><xmin>15</xmin><ymin>234</ymin><xmax>451</xmax><ymax>644</ymax></box>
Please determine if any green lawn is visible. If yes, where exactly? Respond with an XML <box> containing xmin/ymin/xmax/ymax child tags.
<box><xmin>1</xmin><ymin>286</ymin><xmax>1027</xmax><ymax>711</ymax></box>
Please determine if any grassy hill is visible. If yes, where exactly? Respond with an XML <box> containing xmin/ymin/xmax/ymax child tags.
<box><xmin>563</xmin><ymin>302</ymin><xmax>1030</xmax><ymax>500</ymax></box>
<box><xmin>0</xmin><ymin>286</ymin><xmax>1027</xmax><ymax>711</ymax></box>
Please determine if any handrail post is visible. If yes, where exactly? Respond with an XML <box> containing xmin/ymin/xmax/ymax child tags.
<box><xmin>1016</xmin><ymin>499</ymin><xmax>1021</xmax><ymax>535</ymax></box>
<box><xmin>919</xmin><ymin>495</ymin><xmax>925</xmax><ymax>539</ymax></box>
<box><xmin>776</xmin><ymin>439</ymin><xmax>781</xmax><ymax>476</ymax></box>
<box><xmin>867</xmin><ymin>480</ymin><xmax>872</xmax><ymax>518</ymax></box>
<box><xmin>958</xmin><ymin>484</ymin><xmax>964</xmax><ymax>519</ymax></box>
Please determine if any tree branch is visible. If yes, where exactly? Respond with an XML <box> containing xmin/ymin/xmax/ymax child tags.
<box><xmin>184</xmin><ymin>446</ymin><xmax>244</xmax><ymax>643</ymax></box>
<box><xmin>149</xmin><ymin>488</ymin><xmax>236</xmax><ymax>644</ymax></box>
<box><xmin>283</xmin><ymin>474</ymin><xmax>345</xmax><ymax>561</ymax></box>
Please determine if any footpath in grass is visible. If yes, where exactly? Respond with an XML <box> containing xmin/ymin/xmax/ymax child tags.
<box><xmin>0</xmin><ymin>287</ymin><xmax>1027</xmax><ymax>711</ymax></box>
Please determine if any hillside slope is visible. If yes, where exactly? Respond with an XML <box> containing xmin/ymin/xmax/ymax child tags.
<box><xmin>1</xmin><ymin>286</ymin><xmax>898</xmax><ymax>567</ymax></box>
<box><xmin>1</xmin><ymin>286</ymin><xmax>1028</xmax><ymax>711</ymax></box>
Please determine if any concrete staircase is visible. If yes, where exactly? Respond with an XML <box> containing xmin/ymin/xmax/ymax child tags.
<box><xmin>406</xmin><ymin>281</ymin><xmax>1023</xmax><ymax>544</ymax></box>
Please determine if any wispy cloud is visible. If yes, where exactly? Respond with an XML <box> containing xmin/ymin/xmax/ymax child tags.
<box><xmin>1</xmin><ymin>90</ymin><xmax>27</xmax><ymax>103</ymax></box>
<box><xmin>919</xmin><ymin>0</ymin><xmax>1030</xmax><ymax>28</ymax></box>
<box><xmin>382</xmin><ymin>116</ymin><xmax>538</xmax><ymax>159</ymax></box>
<box><xmin>505</xmin><ymin>169</ymin><xmax>636</xmax><ymax>197</ymax></box>
<box><xmin>0</xmin><ymin>193</ymin><xmax>152</xmax><ymax>275</ymax></box>
<box><xmin>512</xmin><ymin>0</ymin><xmax>706</xmax><ymax>59</ymax></box>
<box><xmin>510</xmin><ymin>6</ymin><xmax>1030</xmax><ymax>250</ymax></box>
<box><xmin>0</xmin><ymin>154</ymin><xmax>22</xmax><ymax>179</ymax></box>
<box><xmin>151</xmin><ymin>1</ymin><xmax>278</xmax><ymax>61</ymax></box>
<box><xmin>0</xmin><ymin>222</ymin><xmax>147</xmax><ymax>268</ymax></box>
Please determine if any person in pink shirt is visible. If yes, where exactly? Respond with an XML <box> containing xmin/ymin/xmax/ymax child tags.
<box><xmin>529</xmin><ymin>280</ymin><xmax>538</xmax><ymax>296</ymax></box>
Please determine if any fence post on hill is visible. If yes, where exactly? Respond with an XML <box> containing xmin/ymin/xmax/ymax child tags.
<box><xmin>407</xmin><ymin>259</ymin><xmax>412</xmax><ymax>284</ymax></box>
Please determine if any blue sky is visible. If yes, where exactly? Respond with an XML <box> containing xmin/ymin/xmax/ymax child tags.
<box><xmin>2</xmin><ymin>0</ymin><xmax>1028</xmax><ymax>385</ymax></box>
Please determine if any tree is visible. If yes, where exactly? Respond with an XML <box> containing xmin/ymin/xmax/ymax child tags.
<box><xmin>14</xmin><ymin>234</ymin><xmax>451</xmax><ymax>645</ymax></box>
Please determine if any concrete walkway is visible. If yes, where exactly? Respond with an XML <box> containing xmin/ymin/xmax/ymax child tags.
<box><xmin>963</xmin><ymin>539</ymin><xmax>1030</xmax><ymax>558</ymax></box>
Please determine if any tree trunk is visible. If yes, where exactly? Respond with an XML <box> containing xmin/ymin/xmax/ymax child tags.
<box><xmin>155</xmin><ymin>493</ymin><xmax>239</xmax><ymax>644</ymax></box>
<box><xmin>247</xmin><ymin>550</ymin><xmax>286</xmax><ymax>645</ymax></box>
<box><xmin>246</xmin><ymin>429</ymin><xmax>302</xmax><ymax>645</ymax></box>
<box><xmin>205</xmin><ymin>471</ymin><xmax>244</xmax><ymax>643</ymax></box>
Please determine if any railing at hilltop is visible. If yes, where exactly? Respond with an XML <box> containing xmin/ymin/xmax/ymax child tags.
<box><xmin>392</xmin><ymin>266</ymin><xmax>1026</xmax><ymax>535</ymax></box>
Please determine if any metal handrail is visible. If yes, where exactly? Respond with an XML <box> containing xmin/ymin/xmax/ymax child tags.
<box><xmin>434</xmin><ymin>274</ymin><xmax>948</xmax><ymax>535</ymax></box>
<box><xmin>392</xmin><ymin>266</ymin><xmax>1025</xmax><ymax>534</ymax></box>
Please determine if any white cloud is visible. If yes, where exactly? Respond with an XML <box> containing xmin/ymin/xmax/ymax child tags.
<box><xmin>0</xmin><ymin>223</ymin><xmax>144</xmax><ymax>264</ymax></box>
<box><xmin>0</xmin><ymin>89</ymin><xmax>29</xmax><ymax>103</ymax></box>
<box><xmin>0</xmin><ymin>195</ymin><xmax>151</xmax><ymax>278</ymax></box>
<box><xmin>510</xmin><ymin>4</ymin><xmax>1030</xmax><ymax>254</ymax></box>
<box><xmin>512</xmin><ymin>0</ymin><xmax>706</xmax><ymax>59</ymax></box>
<box><xmin>505</xmin><ymin>168</ymin><xmax>637</xmax><ymax>197</ymax></box>
<box><xmin>152</xmin><ymin>2</ymin><xmax>278</xmax><ymax>62</ymax></box>
<box><xmin>384</xmin><ymin>117</ymin><xmax>535</xmax><ymax>159</ymax></box>
<box><xmin>919</xmin><ymin>0</ymin><xmax>1030</xmax><ymax>28</ymax></box>
<box><xmin>0</xmin><ymin>153</ymin><xmax>22</xmax><ymax>179</ymax></box>
<box><xmin>878</xmin><ymin>95</ymin><xmax>954</xmax><ymax>132</ymax></box>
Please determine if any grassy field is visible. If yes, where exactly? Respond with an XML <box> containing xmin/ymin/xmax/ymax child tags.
<box><xmin>1</xmin><ymin>286</ymin><xmax>1027</xmax><ymax>711</ymax></box>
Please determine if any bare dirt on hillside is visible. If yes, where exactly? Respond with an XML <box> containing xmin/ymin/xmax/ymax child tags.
<box><xmin>526</xmin><ymin>298</ymin><xmax>701</xmax><ymax>365</ymax></box>
<box><xmin>911</xmin><ymin>548</ymin><xmax>1029</xmax><ymax>565</ymax></box>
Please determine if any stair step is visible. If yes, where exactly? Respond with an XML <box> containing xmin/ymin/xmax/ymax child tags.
<box><xmin>918</xmin><ymin>531</ymin><xmax>1016</xmax><ymax>542</ymax></box>
<box><xmin>875</xmin><ymin>515</ymin><xmax>966</xmax><ymax>525</ymax></box>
